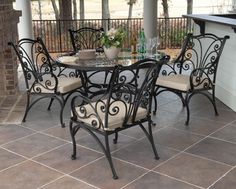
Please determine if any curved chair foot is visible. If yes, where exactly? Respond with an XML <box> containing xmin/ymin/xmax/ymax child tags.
<box><xmin>151</xmin><ymin>121</ymin><xmax>156</xmax><ymax>127</ymax></box>
<box><xmin>113</xmin><ymin>132</ymin><xmax>118</xmax><ymax>144</ymax></box>
<box><xmin>153</xmin><ymin>111</ymin><xmax>156</xmax><ymax>115</ymax></box>
<box><xmin>113</xmin><ymin>139</ymin><xmax>117</xmax><ymax>144</ymax></box>
<box><xmin>61</xmin><ymin>123</ymin><xmax>65</xmax><ymax>128</ymax></box>
<box><xmin>154</xmin><ymin>156</ymin><xmax>160</xmax><ymax>160</ymax></box>
<box><xmin>113</xmin><ymin>175</ymin><xmax>119</xmax><ymax>180</ymax></box>
<box><xmin>185</xmin><ymin>120</ymin><xmax>189</xmax><ymax>126</ymax></box>
<box><xmin>71</xmin><ymin>154</ymin><xmax>76</xmax><ymax>160</ymax></box>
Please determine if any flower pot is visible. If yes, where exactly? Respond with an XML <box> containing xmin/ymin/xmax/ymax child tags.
<box><xmin>104</xmin><ymin>47</ymin><xmax>121</xmax><ymax>59</ymax></box>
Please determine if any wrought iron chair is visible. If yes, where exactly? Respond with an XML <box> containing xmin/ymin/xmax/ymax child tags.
<box><xmin>68</xmin><ymin>27</ymin><xmax>104</xmax><ymax>54</ymax></box>
<box><xmin>69</xmin><ymin>59</ymin><xmax>163</xmax><ymax>179</ymax></box>
<box><xmin>9</xmin><ymin>37</ymin><xmax>82</xmax><ymax>127</ymax></box>
<box><xmin>153</xmin><ymin>33</ymin><xmax>229</xmax><ymax>125</ymax></box>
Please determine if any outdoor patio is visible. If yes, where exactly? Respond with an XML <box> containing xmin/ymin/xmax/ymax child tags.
<box><xmin>0</xmin><ymin>73</ymin><xmax>236</xmax><ymax>189</ymax></box>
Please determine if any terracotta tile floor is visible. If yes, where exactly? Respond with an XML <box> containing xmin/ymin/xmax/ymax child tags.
<box><xmin>1</xmin><ymin>87</ymin><xmax>236</xmax><ymax>188</ymax></box>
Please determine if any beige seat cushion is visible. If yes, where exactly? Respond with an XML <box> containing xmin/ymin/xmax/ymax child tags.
<box><xmin>33</xmin><ymin>77</ymin><xmax>82</xmax><ymax>94</ymax></box>
<box><xmin>156</xmin><ymin>74</ymin><xmax>211</xmax><ymax>91</ymax></box>
<box><xmin>156</xmin><ymin>74</ymin><xmax>190</xmax><ymax>91</ymax></box>
<box><xmin>75</xmin><ymin>100</ymin><xmax>147</xmax><ymax>131</ymax></box>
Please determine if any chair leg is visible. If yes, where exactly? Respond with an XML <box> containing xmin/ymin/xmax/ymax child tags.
<box><xmin>212</xmin><ymin>89</ymin><xmax>219</xmax><ymax>116</ymax></box>
<box><xmin>47</xmin><ymin>98</ymin><xmax>54</xmax><ymax>110</ymax></box>
<box><xmin>113</xmin><ymin>132</ymin><xmax>118</xmax><ymax>144</ymax></box>
<box><xmin>69</xmin><ymin>120</ymin><xmax>78</xmax><ymax>160</ymax></box>
<box><xmin>82</xmin><ymin>128</ymin><xmax>118</xmax><ymax>179</ymax></box>
<box><xmin>153</xmin><ymin>87</ymin><xmax>158</xmax><ymax>115</ymax></box>
<box><xmin>139</xmin><ymin>122</ymin><xmax>159</xmax><ymax>160</ymax></box>
<box><xmin>178</xmin><ymin>92</ymin><xmax>186</xmax><ymax>107</ymax></box>
<box><xmin>22</xmin><ymin>92</ymin><xmax>31</xmax><ymax>122</ymax></box>
<box><xmin>59</xmin><ymin>102</ymin><xmax>66</xmax><ymax>128</ymax></box>
<box><xmin>56</xmin><ymin>95</ymin><xmax>66</xmax><ymax>128</ymax></box>
<box><xmin>105</xmin><ymin>134</ymin><xmax>118</xmax><ymax>179</ymax></box>
<box><xmin>185</xmin><ymin>93</ymin><xmax>190</xmax><ymax>125</ymax></box>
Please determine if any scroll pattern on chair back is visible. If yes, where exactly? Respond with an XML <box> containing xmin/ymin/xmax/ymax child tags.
<box><xmin>10</xmin><ymin>38</ymin><xmax>56</xmax><ymax>93</ymax></box>
<box><xmin>69</xmin><ymin>27</ymin><xmax>104</xmax><ymax>53</ymax></box>
<box><xmin>105</xmin><ymin>59</ymin><xmax>161</xmax><ymax>128</ymax></box>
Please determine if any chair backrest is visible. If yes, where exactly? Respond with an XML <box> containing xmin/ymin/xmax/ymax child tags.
<box><xmin>104</xmin><ymin>59</ymin><xmax>162</xmax><ymax>127</ymax></box>
<box><xmin>175</xmin><ymin>33</ymin><xmax>229</xmax><ymax>78</ymax></box>
<box><xmin>9</xmin><ymin>37</ymin><xmax>54</xmax><ymax>91</ymax></box>
<box><xmin>69</xmin><ymin>27</ymin><xmax>104</xmax><ymax>53</ymax></box>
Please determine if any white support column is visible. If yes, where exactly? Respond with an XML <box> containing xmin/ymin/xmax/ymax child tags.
<box><xmin>15</xmin><ymin>0</ymin><xmax>33</xmax><ymax>39</ymax></box>
<box><xmin>143</xmin><ymin>0</ymin><xmax>157</xmax><ymax>39</ymax></box>
<box><xmin>233</xmin><ymin>0</ymin><xmax>236</xmax><ymax>10</ymax></box>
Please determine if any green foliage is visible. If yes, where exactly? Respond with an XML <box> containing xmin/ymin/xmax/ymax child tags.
<box><xmin>169</xmin><ymin>29</ymin><xmax>187</xmax><ymax>46</ymax></box>
<box><xmin>101</xmin><ymin>27</ymin><xmax>126</xmax><ymax>48</ymax></box>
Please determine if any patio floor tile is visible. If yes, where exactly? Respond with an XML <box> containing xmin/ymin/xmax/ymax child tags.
<box><xmin>42</xmin><ymin>126</ymin><xmax>89</xmax><ymax>142</ymax></box>
<box><xmin>187</xmin><ymin>137</ymin><xmax>236</xmax><ymax>166</ymax></box>
<box><xmin>0</xmin><ymin>147</ymin><xmax>26</xmax><ymax>171</ymax></box>
<box><xmin>41</xmin><ymin>176</ymin><xmax>97</xmax><ymax>189</ymax></box>
<box><xmin>211</xmin><ymin>123</ymin><xmax>236</xmax><ymax>143</ymax></box>
<box><xmin>70</xmin><ymin>157</ymin><xmax>147</xmax><ymax>189</ymax></box>
<box><xmin>76</xmin><ymin>132</ymin><xmax>137</xmax><ymax>153</ymax></box>
<box><xmin>3</xmin><ymin>133</ymin><xmax>67</xmax><ymax>158</ymax></box>
<box><xmin>171</xmin><ymin>117</ymin><xmax>226</xmax><ymax>136</ymax></box>
<box><xmin>33</xmin><ymin>143</ymin><xmax>103</xmax><ymax>174</ymax></box>
<box><xmin>153</xmin><ymin>127</ymin><xmax>204</xmax><ymax>151</ymax></box>
<box><xmin>113</xmin><ymin>140</ymin><xmax>179</xmax><ymax>169</ymax></box>
<box><xmin>154</xmin><ymin>152</ymin><xmax>231</xmax><ymax>188</ymax></box>
<box><xmin>123</xmin><ymin>171</ymin><xmax>200</xmax><ymax>189</ymax></box>
<box><xmin>209</xmin><ymin>167</ymin><xmax>236</xmax><ymax>189</ymax></box>
<box><xmin>0</xmin><ymin>160</ymin><xmax>62</xmax><ymax>189</ymax></box>
<box><xmin>0</xmin><ymin>124</ymin><xmax>34</xmax><ymax>145</ymax></box>
<box><xmin>193</xmin><ymin>106</ymin><xmax>236</xmax><ymax>124</ymax></box>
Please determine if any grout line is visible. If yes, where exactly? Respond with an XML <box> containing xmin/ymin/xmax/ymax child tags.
<box><xmin>120</xmin><ymin>171</ymin><xmax>151</xmax><ymax>189</ymax></box>
<box><xmin>32</xmin><ymin>157</ymin><xmax>106</xmax><ymax>189</ymax></box>
<box><xmin>206</xmin><ymin>166</ymin><xmax>236</xmax><ymax>189</ymax></box>
<box><xmin>66</xmin><ymin>156</ymin><xmax>105</xmax><ymax>174</ymax></box>
<box><xmin>3</xmin><ymin>94</ymin><xmax>24</xmax><ymax>124</ymax></box>
<box><xmin>183</xmin><ymin>151</ymin><xmax>233</xmax><ymax>167</ymax></box>
<box><xmin>152</xmin><ymin>170</ymin><xmax>205</xmax><ymax>189</ymax></box>
<box><xmin>207</xmin><ymin>135</ymin><xmax>236</xmax><ymax>145</ymax></box>
<box><xmin>0</xmin><ymin>132</ymin><xmax>38</xmax><ymax>147</ymax></box>
<box><xmin>37</xmin><ymin>174</ymin><xmax>100</xmax><ymax>189</ymax></box>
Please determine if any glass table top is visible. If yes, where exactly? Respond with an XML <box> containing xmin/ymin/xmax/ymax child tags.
<box><xmin>57</xmin><ymin>51</ymin><xmax>166</xmax><ymax>70</ymax></box>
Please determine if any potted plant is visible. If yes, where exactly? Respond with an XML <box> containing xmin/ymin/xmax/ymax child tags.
<box><xmin>101</xmin><ymin>27</ymin><xmax>126</xmax><ymax>59</ymax></box>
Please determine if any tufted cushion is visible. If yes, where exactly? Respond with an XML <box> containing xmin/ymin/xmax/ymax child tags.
<box><xmin>33</xmin><ymin>77</ymin><xmax>82</xmax><ymax>94</ymax></box>
<box><xmin>75</xmin><ymin>100</ymin><xmax>147</xmax><ymax>131</ymax></box>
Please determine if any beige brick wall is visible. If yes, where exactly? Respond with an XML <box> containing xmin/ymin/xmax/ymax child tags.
<box><xmin>0</xmin><ymin>1</ymin><xmax>21</xmax><ymax>95</ymax></box>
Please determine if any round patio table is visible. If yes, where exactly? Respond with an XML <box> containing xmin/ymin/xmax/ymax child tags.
<box><xmin>56</xmin><ymin>51</ymin><xmax>169</xmax><ymax>97</ymax></box>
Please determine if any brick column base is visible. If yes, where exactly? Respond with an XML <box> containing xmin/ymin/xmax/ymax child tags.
<box><xmin>0</xmin><ymin>0</ymin><xmax>21</xmax><ymax>96</ymax></box>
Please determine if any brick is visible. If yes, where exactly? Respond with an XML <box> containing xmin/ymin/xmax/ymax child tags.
<box><xmin>0</xmin><ymin>3</ymin><xmax>21</xmax><ymax>95</ymax></box>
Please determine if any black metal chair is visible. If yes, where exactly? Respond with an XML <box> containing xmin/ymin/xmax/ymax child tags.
<box><xmin>153</xmin><ymin>33</ymin><xmax>229</xmax><ymax>125</ymax></box>
<box><xmin>9</xmin><ymin>37</ymin><xmax>82</xmax><ymax>127</ymax></box>
<box><xmin>68</xmin><ymin>27</ymin><xmax>104</xmax><ymax>54</ymax></box>
<box><xmin>69</xmin><ymin>59</ymin><xmax>163</xmax><ymax>179</ymax></box>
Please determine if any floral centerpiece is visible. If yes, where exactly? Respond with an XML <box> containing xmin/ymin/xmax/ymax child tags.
<box><xmin>101</xmin><ymin>28</ymin><xmax>126</xmax><ymax>59</ymax></box>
